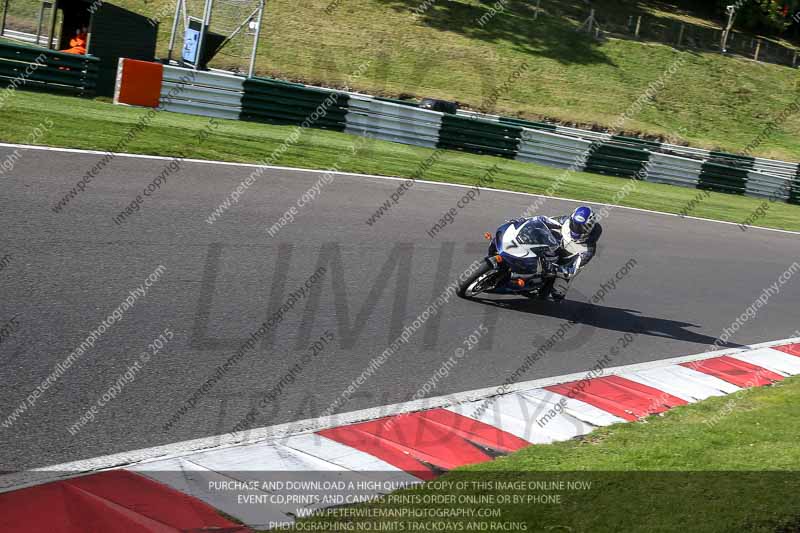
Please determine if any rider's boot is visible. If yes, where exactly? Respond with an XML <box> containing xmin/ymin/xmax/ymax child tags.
<box><xmin>551</xmin><ymin>275</ymin><xmax>570</xmax><ymax>302</ymax></box>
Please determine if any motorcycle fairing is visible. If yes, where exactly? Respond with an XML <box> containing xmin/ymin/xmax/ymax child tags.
<box><xmin>493</xmin><ymin>219</ymin><xmax>559</xmax><ymax>275</ymax></box>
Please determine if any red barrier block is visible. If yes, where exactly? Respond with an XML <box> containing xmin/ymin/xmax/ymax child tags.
<box><xmin>0</xmin><ymin>470</ymin><xmax>250</xmax><ymax>532</ymax></box>
<box><xmin>114</xmin><ymin>58</ymin><xmax>163</xmax><ymax>108</ymax></box>
<box><xmin>681</xmin><ymin>356</ymin><xmax>783</xmax><ymax>388</ymax></box>
<box><xmin>318</xmin><ymin>409</ymin><xmax>527</xmax><ymax>480</ymax></box>
<box><xmin>545</xmin><ymin>375</ymin><xmax>688</xmax><ymax>421</ymax></box>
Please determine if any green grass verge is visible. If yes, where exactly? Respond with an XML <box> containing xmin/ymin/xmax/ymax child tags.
<box><xmin>290</xmin><ymin>376</ymin><xmax>800</xmax><ymax>533</ymax></box>
<box><xmin>2</xmin><ymin>90</ymin><xmax>800</xmax><ymax>232</ymax></box>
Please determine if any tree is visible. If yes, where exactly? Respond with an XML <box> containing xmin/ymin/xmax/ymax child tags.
<box><xmin>717</xmin><ymin>0</ymin><xmax>798</xmax><ymax>34</ymax></box>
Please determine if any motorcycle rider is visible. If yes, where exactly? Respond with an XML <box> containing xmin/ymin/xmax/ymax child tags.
<box><xmin>511</xmin><ymin>206</ymin><xmax>602</xmax><ymax>301</ymax></box>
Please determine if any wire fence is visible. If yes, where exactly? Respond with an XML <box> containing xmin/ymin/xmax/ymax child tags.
<box><xmin>181</xmin><ymin>0</ymin><xmax>262</xmax><ymax>73</ymax></box>
<box><xmin>1</xmin><ymin>0</ymin><xmax>59</xmax><ymax>43</ymax></box>
<box><xmin>587</xmin><ymin>8</ymin><xmax>799</xmax><ymax>68</ymax></box>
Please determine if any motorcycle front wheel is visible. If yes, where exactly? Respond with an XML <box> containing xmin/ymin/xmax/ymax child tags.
<box><xmin>457</xmin><ymin>261</ymin><xmax>501</xmax><ymax>298</ymax></box>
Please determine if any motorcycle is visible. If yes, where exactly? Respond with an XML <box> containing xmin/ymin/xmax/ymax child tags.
<box><xmin>457</xmin><ymin>218</ymin><xmax>581</xmax><ymax>300</ymax></box>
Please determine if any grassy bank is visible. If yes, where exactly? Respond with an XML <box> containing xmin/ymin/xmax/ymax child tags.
<box><xmin>2</xmin><ymin>90</ymin><xmax>800</xmax><ymax>232</ymax></box>
<box><xmin>4</xmin><ymin>1</ymin><xmax>799</xmax><ymax>158</ymax></box>
<box><xmin>291</xmin><ymin>376</ymin><xmax>800</xmax><ymax>533</ymax></box>
<box><xmin>10</xmin><ymin>0</ymin><xmax>800</xmax><ymax>159</ymax></box>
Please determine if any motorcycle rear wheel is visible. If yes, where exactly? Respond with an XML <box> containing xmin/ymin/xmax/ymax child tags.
<box><xmin>457</xmin><ymin>261</ymin><xmax>500</xmax><ymax>298</ymax></box>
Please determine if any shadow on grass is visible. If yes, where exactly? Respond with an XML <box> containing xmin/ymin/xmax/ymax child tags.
<box><xmin>373</xmin><ymin>0</ymin><xmax>796</xmax><ymax>68</ymax></box>
<box><xmin>371</xmin><ymin>0</ymin><xmax>615</xmax><ymax>66</ymax></box>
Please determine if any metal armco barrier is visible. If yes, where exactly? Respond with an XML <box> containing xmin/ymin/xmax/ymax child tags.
<box><xmin>646</xmin><ymin>153</ymin><xmax>703</xmax><ymax>189</ymax></box>
<box><xmin>112</xmin><ymin>59</ymin><xmax>800</xmax><ymax>206</ymax></box>
<box><xmin>792</xmin><ymin>168</ymin><xmax>800</xmax><ymax>204</ymax></box>
<box><xmin>499</xmin><ymin>116</ymin><xmax>558</xmax><ymax>133</ymax></box>
<box><xmin>0</xmin><ymin>41</ymin><xmax>99</xmax><ymax>96</ymax></box>
<box><xmin>160</xmin><ymin>65</ymin><xmax>243</xmax><ymax>121</ymax></box>
<box><xmin>698</xmin><ymin>161</ymin><xmax>748</xmax><ymax>195</ymax></box>
<box><xmin>438</xmin><ymin>114</ymin><xmax>522</xmax><ymax>158</ymax></box>
<box><xmin>345</xmin><ymin>95</ymin><xmax>442</xmax><ymax>148</ymax></box>
<box><xmin>584</xmin><ymin>141</ymin><xmax>651</xmax><ymax>179</ymax></box>
<box><xmin>515</xmin><ymin>129</ymin><xmax>592</xmax><ymax>170</ymax></box>
<box><xmin>0</xmin><ymin>29</ymin><xmax>58</xmax><ymax>47</ymax></box>
<box><xmin>241</xmin><ymin>77</ymin><xmax>348</xmax><ymax>131</ymax></box>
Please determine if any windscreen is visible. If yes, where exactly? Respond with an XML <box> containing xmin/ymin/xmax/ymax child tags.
<box><xmin>516</xmin><ymin>220</ymin><xmax>559</xmax><ymax>248</ymax></box>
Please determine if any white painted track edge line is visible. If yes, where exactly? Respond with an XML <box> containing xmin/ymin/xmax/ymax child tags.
<box><xmin>2</xmin><ymin>142</ymin><xmax>798</xmax><ymax>235</ymax></box>
<box><xmin>0</xmin><ymin>335</ymin><xmax>795</xmax><ymax>494</ymax></box>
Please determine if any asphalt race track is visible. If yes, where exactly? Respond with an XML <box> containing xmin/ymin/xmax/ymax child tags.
<box><xmin>1</xmin><ymin>144</ymin><xmax>799</xmax><ymax>471</ymax></box>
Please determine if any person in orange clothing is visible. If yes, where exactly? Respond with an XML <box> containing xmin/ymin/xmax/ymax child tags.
<box><xmin>61</xmin><ymin>26</ymin><xmax>88</xmax><ymax>55</ymax></box>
